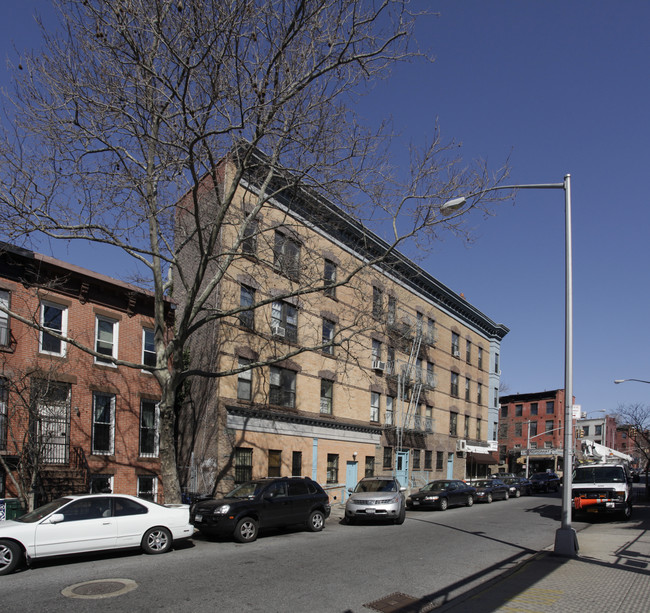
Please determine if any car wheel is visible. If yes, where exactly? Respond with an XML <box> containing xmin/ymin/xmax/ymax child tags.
<box><xmin>344</xmin><ymin>516</ymin><xmax>355</xmax><ymax>525</ymax></box>
<box><xmin>438</xmin><ymin>497</ymin><xmax>448</xmax><ymax>511</ymax></box>
<box><xmin>141</xmin><ymin>527</ymin><xmax>172</xmax><ymax>555</ymax></box>
<box><xmin>234</xmin><ymin>516</ymin><xmax>259</xmax><ymax>542</ymax></box>
<box><xmin>394</xmin><ymin>506</ymin><xmax>406</xmax><ymax>525</ymax></box>
<box><xmin>504</xmin><ymin>491</ymin><xmax>509</xmax><ymax>500</ymax></box>
<box><xmin>621</xmin><ymin>504</ymin><xmax>632</xmax><ymax>521</ymax></box>
<box><xmin>307</xmin><ymin>510</ymin><xmax>325</xmax><ymax>532</ymax></box>
<box><xmin>466</xmin><ymin>495</ymin><xmax>474</xmax><ymax>507</ymax></box>
<box><xmin>486</xmin><ymin>493</ymin><xmax>493</xmax><ymax>503</ymax></box>
<box><xmin>0</xmin><ymin>540</ymin><xmax>23</xmax><ymax>576</ymax></box>
<box><xmin>514</xmin><ymin>489</ymin><xmax>521</xmax><ymax>498</ymax></box>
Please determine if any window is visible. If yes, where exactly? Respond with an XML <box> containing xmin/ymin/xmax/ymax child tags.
<box><xmin>239</xmin><ymin>285</ymin><xmax>255</xmax><ymax>330</ymax></box>
<box><xmin>424</xmin><ymin>450</ymin><xmax>432</xmax><ymax>470</ymax></box>
<box><xmin>530</xmin><ymin>402</ymin><xmax>538</xmax><ymax>416</ymax></box>
<box><xmin>387</xmin><ymin>296</ymin><xmax>396</xmax><ymax>325</ymax></box>
<box><xmin>383</xmin><ymin>447</ymin><xmax>393</xmax><ymax>470</ymax></box>
<box><xmin>242</xmin><ymin>218</ymin><xmax>258</xmax><ymax>255</ymax></box>
<box><xmin>0</xmin><ymin>379</ymin><xmax>7</xmax><ymax>451</ymax></box>
<box><xmin>436</xmin><ymin>451</ymin><xmax>444</xmax><ymax>470</ymax></box>
<box><xmin>292</xmin><ymin>451</ymin><xmax>302</xmax><ymax>476</ymax></box>
<box><xmin>235</xmin><ymin>447</ymin><xmax>253</xmax><ymax>483</ymax></box>
<box><xmin>530</xmin><ymin>441</ymin><xmax>538</xmax><ymax>449</ymax></box>
<box><xmin>545</xmin><ymin>420</ymin><xmax>554</xmax><ymax>434</ymax></box>
<box><xmin>546</xmin><ymin>401</ymin><xmax>555</xmax><ymax>414</ymax></box>
<box><xmin>412</xmin><ymin>449</ymin><xmax>421</xmax><ymax>470</ymax></box>
<box><xmin>530</xmin><ymin>422</ymin><xmax>538</xmax><ymax>437</ymax></box>
<box><xmin>365</xmin><ymin>456</ymin><xmax>375</xmax><ymax>477</ymax></box>
<box><xmin>415</xmin><ymin>357</ymin><xmax>423</xmax><ymax>383</ymax></box>
<box><xmin>465</xmin><ymin>378</ymin><xmax>471</xmax><ymax>402</ymax></box>
<box><xmin>477</xmin><ymin>383</ymin><xmax>482</xmax><ymax>406</ymax></box>
<box><xmin>501</xmin><ymin>405</ymin><xmax>508</xmax><ymax>418</ymax></box>
<box><xmin>451</xmin><ymin>372</ymin><xmax>459</xmax><ymax>397</ymax></box>
<box><xmin>425</xmin><ymin>406</ymin><xmax>433</xmax><ymax>432</ymax></box>
<box><xmin>95</xmin><ymin>315</ymin><xmax>118</xmax><ymax>364</ymax></box>
<box><xmin>320</xmin><ymin>379</ymin><xmax>333</xmax><ymax>414</ymax></box>
<box><xmin>498</xmin><ymin>423</ymin><xmax>508</xmax><ymax>438</ymax></box>
<box><xmin>40</xmin><ymin>301</ymin><xmax>67</xmax><ymax>355</ymax></box>
<box><xmin>92</xmin><ymin>393</ymin><xmax>115</xmax><ymax>455</ymax></box>
<box><xmin>387</xmin><ymin>346</ymin><xmax>396</xmax><ymax>375</ymax></box>
<box><xmin>326</xmin><ymin>454</ymin><xmax>339</xmax><ymax>483</ymax></box>
<box><xmin>449</xmin><ymin>412</ymin><xmax>458</xmax><ymax>436</ymax></box>
<box><xmin>494</xmin><ymin>353</ymin><xmax>500</xmax><ymax>373</ymax></box>
<box><xmin>274</xmin><ymin>231</ymin><xmax>301</xmax><ymax>280</ymax></box>
<box><xmin>427</xmin><ymin>318</ymin><xmax>436</xmax><ymax>344</ymax></box>
<box><xmin>323</xmin><ymin>259</ymin><xmax>336</xmax><ymax>297</ymax></box>
<box><xmin>595</xmin><ymin>424</ymin><xmax>602</xmax><ymax>436</ymax></box>
<box><xmin>426</xmin><ymin>363</ymin><xmax>435</xmax><ymax>388</ymax></box>
<box><xmin>271</xmin><ymin>300</ymin><xmax>298</xmax><ymax>342</ymax></box>
<box><xmin>544</xmin><ymin>441</ymin><xmax>553</xmax><ymax>449</ymax></box>
<box><xmin>464</xmin><ymin>415</ymin><xmax>470</xmax><ymax>438</ymax></box>
<box><xmin>477</xmin><ymin>346</ymin><xmax>483</xmax><ymax>370</ymax></box>
<box><xmin>583</xmin><ymin>425</ymin><xmax>590</xmax><ymax>436</ymax></box>
<box><xmin>137</xmin><ymin>475</ymin><xmax>158</xmax><ymax>502</ymax></box>
<box><xmin>268</xmin><ymin>450</ymin><xmax>282</xmax><ymax>477</ymax></box>
<box><xmin>515</xmin><ymin>404</ymin><xmax>523</xmax><ymax>417</ymax></box>
<box><xmin>477</xmin><ymin>418</ymin><xmax>482</xmax><ymax>440</ymax></box>
<box><xmin>385</xmin><ymin>396</ymin><xmax>394</xmax><ymax>425</ymax></box>
<box><xmin>371</xmin><ymin>339</ymin><xmax>382</xmax><ymax>361</ymax></box>
<box><xmin>451</xmin><ymin>332</ymin><xmax>460</xmax><ymax>357</ymax></box>
<box><xmin>269</xmin><ymin>366</ymin><xmax>296</xmax><ymax>408</ymax></box>
<box><xmin>237</xmin><ymin>358</ymin><xmax>253</xmax><ymax>400</ymax></box>
<box><xmin>142</xmin><ymin>328</ymin><xmax>156</xmax><ymax>368</ymax></box>
<box><xmin>321</xmin><ymin>319</ymin><xmax>335</xmax><ymax>354</ymax></box>
<box><xmin>370</xmin><ymin>392</ymin><xmax>380</xmax><ymax>423</ymax></box>
<box><xmin>515</xmin><ymin>423</ymin><xmax>522</xmax><ymax>437</ymax></box>
<box><xmin>0</xmin><ymin>289</ymin><xmax>9</xmax><ymax>347</ymax></box>
<box><xmin>466</xmin><ymin>340</ymin><xmax>472</xmax><ymax>363</ymax></box>
<box><xmin>139</xmin><ymin>399</ymin><xmax>159</xmax><ymax>457</ymax></box>
<box><xmin>372</xmin><ymin>287</ymin><xmax>383</xmax><ymax>319</ymax></box>
<box><xmin>90</xmin><ymin>474</ymin><xmax>113</xmax><ymax>494</ymax></box>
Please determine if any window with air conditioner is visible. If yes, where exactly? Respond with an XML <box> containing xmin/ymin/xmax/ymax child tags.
<box><xmin>271</xmin><ymin>300</ymin><xmax>297</xmax><ymax>342</ymax></box>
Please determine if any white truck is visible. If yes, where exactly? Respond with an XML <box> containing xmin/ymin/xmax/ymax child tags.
<box><xmin>572</xmin><ymin>440</ymin><xmax>634</xmax><ymax>521</ymax></box>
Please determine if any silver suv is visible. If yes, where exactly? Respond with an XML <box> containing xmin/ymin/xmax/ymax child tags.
<box><xmin>344</xmin><ymin>476</ymin><xmax>406</xmax><ymax>525</ymax></box>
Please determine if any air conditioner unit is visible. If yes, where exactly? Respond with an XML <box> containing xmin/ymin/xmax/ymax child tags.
<box><xmin>372</xmin><ymin>360</ymin><xmax>386</xmax><ymax>371</ymax></box>
<box><xmin>271</xmin><ymin>325</ymin><xmax>286</xmax><ymax>337</ymax></box>
<box><xmin>456</xmin><ymin>439</ymin><xmax>467</xmax><ymax>452</ymax></box>
<box><xmin>453</xmin><ymin>349</ymin><xmax>461</xmax><ymax>358</ymax></box>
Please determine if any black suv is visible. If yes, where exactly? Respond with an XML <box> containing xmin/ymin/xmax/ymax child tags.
<box><xmin>529</xmin><ymin>472</ymin><xmax>561</xmax><ymax>493</ymax></box>
<box><xmin>190</xmin><ymin>477</ymin><xmax>331</xmax><ymax>543</ymax></box>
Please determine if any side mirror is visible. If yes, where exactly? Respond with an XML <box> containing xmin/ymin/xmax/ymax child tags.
<box><xmin>47</xmin><ymin>513</ymin><xmax>64</xmax><ymax>524</ymax></box>
<box><xmin>399</xmin><ymin>487</ymin><xmax>406</xmax><ymax>492</ymax></box>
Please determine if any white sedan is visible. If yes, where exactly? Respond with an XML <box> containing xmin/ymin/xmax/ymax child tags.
<box><xmin>0</xmin><ymin>494</ymin><xmax>193</xmax><ymax>575</ymax></box>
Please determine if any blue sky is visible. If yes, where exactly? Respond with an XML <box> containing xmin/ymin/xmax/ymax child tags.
<box><xmin>2</xmin><ymin>1</ymin><xmax>649</xmax><ymax>415</ymax></box>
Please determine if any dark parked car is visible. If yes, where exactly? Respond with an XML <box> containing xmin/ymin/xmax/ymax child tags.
<box><xmin>344</xmin><ymin>476</ymin><xmax>406</xmax><ymax>524</ymax></box>
<box><xmin>472</xmin><ymin>479</ymin><xmax>510</xmax><ymax>503</ymax></box>
<box><xmin>191</xmin><ymin>477</ymin><xmax>330</xmax><ymax>543</ymax></box>
<box><xmin>502</xmin><ymin>477</ymin><xmax>533</xmax><ymax>497</ymax></box>
<box><xmin>529</xmin><ymin>472</ymin><xmax>561</xmax><ymax>493</ymax></box>
<box><xmin>406</xmin><ymin>480</ymin><xmax>476</xmax><ymax>511</ymax></box>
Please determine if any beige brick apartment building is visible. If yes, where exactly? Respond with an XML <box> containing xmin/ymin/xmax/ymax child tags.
<box><xmin>176</xmin><ymin>149</ymin><xmax>509</xmax><ymax>497</ymax></box>
<box><xmin>0</xmin><ymin>244</ymin><xmax>168</xmax><ymax>507</ymax></box>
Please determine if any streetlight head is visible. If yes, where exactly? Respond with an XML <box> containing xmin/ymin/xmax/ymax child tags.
<box><xmin>614</xmin><ymin>380</ymin><xmax>625</xmax><ymax>384</ymax></box>
<box><xmin>440</xmin><ymin>197</ymin><xmax>467</xmax><ymax>216</ymax></box>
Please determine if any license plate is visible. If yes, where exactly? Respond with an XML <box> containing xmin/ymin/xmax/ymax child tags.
<box><xmin>606</xmin><ymin>502</ymin><xmax>615</xmax><ymax>508</ymax></box>
<box><xmin>413</xmin><ymin>501</ymin><xmax>420</xmax><ymax>506</ymax></box>
<box><xmin>194</xmin><ymin>514</ymin><xmax>203</xmax><ymax>522</ymax></box>
<box><xmin>365</xmin><ymin>508</ymin><xmax>375</xmax><ymax>514</ymax></box>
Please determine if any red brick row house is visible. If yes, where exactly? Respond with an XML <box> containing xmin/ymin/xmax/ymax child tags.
<box><xmin>0</xmin><ymin>243</ymin><xmax>170</xmax><ymax>509</ymax></box>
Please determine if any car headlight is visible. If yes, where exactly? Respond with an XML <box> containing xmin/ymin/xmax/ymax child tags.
<box><xmin>212</xmin><ymin>504</ymin><xmax>230</xmax><ymax>515</ymax></box>
<box><xmin>424</xmin><ymin>495</ymin><xmax>439</xmax><ymax>501</ymax></box>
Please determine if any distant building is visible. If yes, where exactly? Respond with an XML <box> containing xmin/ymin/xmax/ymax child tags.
<box><xmin>575</xmin><ymin>415</ymin><xmax>617</xmax><ymax>449</ymax></box>
<box><xmin>498</xmin><ymin>389</ymin><xmax>574</xmax><ymax>475</ymax></box>
<box><xmin>0</xmin><ymin>244</ymin><xmax>170</xmax><ymax>505</ymax></box>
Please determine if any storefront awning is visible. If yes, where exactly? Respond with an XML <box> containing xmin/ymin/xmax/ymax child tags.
<box><xmin>466</xmin><ymin>452</ymin><xmax>497</xmax><ymax>465</ymax></box>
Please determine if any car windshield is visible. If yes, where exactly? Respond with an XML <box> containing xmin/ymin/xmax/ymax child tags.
<box><xmin>531</xmin><ymin>473</ymin><xmax>549</xmax><ymax>480</ymax></box>
<box><xmin>573</xmin><ymin>466</ymin><xmax>626</xmax><ymax>483</ymax></box>
<box><xmin>226</xmin><ymin>481</ymin><xmax>266</xmax><ymax>498</ymax></box>
<box><xmin>503</xmin><ymin>479</ymin><xmax>517</xmax><ymax>485</ymax></box>
<box><xmin>15</xmin><ymin>498</ymin><xmax>71</xmax><ymax>523</ymax></box>
<box><xmin>354</xmin><ymin>479</ymin><xmax>396</xmax><ymax>493</ymax></box>
<box><xmin>422</xmin><ymin>481</ymin><xmax>450</xmax><ymax>491</ymax></box>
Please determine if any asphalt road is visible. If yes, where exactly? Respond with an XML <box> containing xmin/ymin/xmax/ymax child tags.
<box><xmin>1</xmin><ymin>491</ymin><xmax>580</xmax><ymax>612</ymax></box>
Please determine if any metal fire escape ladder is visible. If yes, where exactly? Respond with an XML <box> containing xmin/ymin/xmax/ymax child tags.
<box><xmin>396</xmin><ymin>322</ymin><xmax>423</xmax><ymax>453</ymax></box>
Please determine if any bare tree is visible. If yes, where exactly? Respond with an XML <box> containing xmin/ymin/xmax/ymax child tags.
<box><xmin>0</xmin><ymin>0</ymin><xmax>508</xmax><ymax>502</ymax></box>
<box><xmin>615</xmin><ymin>402</ymin><xmax>650</xmax><ymax>493</ymax></box>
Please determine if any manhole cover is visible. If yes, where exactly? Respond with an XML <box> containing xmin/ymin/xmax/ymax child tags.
<box><xmin>62</xmin><ymin>578</ymin><xmax>138</xmax><ymax>600</ymax></box>
<box><xmin>364</xmin><ymin>592</ymin><xmax>420</xmax><ymax>612</ymax></box>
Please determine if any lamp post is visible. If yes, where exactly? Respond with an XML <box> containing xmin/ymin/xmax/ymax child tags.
<box><xmin>615</xmin><ymin>379</ymin><xmax>650</xmax><ymax>385</ymax></box>
<box><xmin>442</xmin><ymin>175</ymin><xmax>577</xmax><ymax>556</ymax></box>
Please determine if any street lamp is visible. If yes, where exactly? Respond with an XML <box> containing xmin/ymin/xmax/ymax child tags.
<box><xmin>442</xmin><ymin>175</ymin><xmax>577</xmax><ymax>556</ymax></box>
<box><xmin>615</xmin><ymin>379</ymin><xmax>650</xmax><ymax>385</ymax></box>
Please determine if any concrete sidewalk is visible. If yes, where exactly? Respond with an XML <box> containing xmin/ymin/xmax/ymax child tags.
<box><xmin>435</xmin><ymin>491</ymin><xmax>650</xmax><ymax>613</ymax></box>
